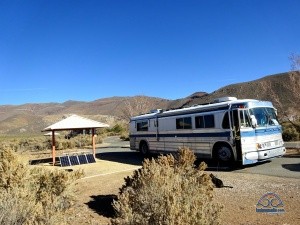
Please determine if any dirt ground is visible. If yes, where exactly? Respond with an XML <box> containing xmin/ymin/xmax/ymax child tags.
<box><xmin>28</xmin><ymin>145</ymin><xmax>300</xmax><ymax>225</ymax></box>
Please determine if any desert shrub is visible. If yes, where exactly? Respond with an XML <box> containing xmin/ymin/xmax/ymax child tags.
<box><xmin>57</xmin><ymin>142</ymin><xmax>64</xmax><ymax>150</ymax></box>
<box><xmin>0</xmin><ymin>136</ymin><xmax>51</xmax><ymax>152</ymax></box>
<box><xmin>95</xmin><ymin>135</ymin><xmax>103</xmax><ymax>144</ymax></box>
<box><xmin>0</xmin><ymin>187</ymin><xmax>39</xmax><ymax>225</ymax></box>
<box><xmin>111</xmin><ymin>147</ymin><xmax>223</xmax><ymax>225</ymax></box>
<box><xmin>33</xmin><ymin>142</ymin><xmax>45</xmax><ymax>151</ymax></box>
<box><xmin>0</xmin><ymin>148</ymin><xmax>83</xmax><ymax>225</ymax></box>
<box><xmin>65</xmin><ymin>134</ymin><xmax>103</xmax><ymax>149</ymax></box>
<box><xmin>67</xmin><ymin>140</ymin><xmax>76</xmax><ymax>149</ymax></box>
<box><xmin>282</xmin><ymin>127</ymin><xmax>299</xmax><ymax>141</ymax></box>
<box><xmin>106</xmin><ymin>123</ymin><xmax>128</xmax><ymax>137</ymax></box>
<box><xmin>282</xmin><ymin>122</ymin><xmax>300</xmax><ymax>141</ymax></box>
<box><xmin>120</xmin><ymin>133</ymin><xmax>129</xmax><ymax>141</ymax></box>
<box><xmin>0</xmin><ymin>132</ymin><xmax>105</xmax><ymax>153</ymax></box>
<box><xmin>110</xmin><ymin>124</ymin><xmax>124</xmax><ymax>133</ymax></box>
<box><xmin>30</xmin><ymin>167</ymin><xmax>83</xmax><ymax>221</ymax></box>
<box><xmin>0</xmin><ymin>148</ymin><xmax>31</xmax><ymax>190</ymax></box>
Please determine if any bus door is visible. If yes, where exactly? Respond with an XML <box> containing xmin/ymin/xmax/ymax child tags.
<box><xmin>231</xmin><ymin>109</ymin><xmax>255</xmax><ymax>161</ymax></box>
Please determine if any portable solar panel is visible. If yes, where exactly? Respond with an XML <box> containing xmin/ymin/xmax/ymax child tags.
<box><xmin>69</xmin><ymin>155</ymin><xmax>80</xmax><ymax>165</ymax></box>
<box><xmin>78</xmin><ymin>154</ymin><xmax>88</xmax><ymax>164</ymax></box>
<box><xmin>60</xmin><ymin>156</ymin><xmax>71</xmax><ymax>167</ymax></box>
<box><xmin>86</xmin><ymin>153</ymin><xmax>96</xmax><ymax>163</ymax></box>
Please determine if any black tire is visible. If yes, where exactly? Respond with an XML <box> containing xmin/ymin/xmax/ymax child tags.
<box><xmin>140</xmin><ymin>142</ymin><xmax>149</xmax><ymax>156</ymax></box>
<box><xmin>215</xmin><ymin>145</ymin><xmax>233</xmax><ymax>163</ymax></box>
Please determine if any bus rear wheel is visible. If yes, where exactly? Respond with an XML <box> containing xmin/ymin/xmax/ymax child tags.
<box><xmin>139</xmin><ymin>142</ymin><xmax>149</xmax><ymax>156</ymax></box>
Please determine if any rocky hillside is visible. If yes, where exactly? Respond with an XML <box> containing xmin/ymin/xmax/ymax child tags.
<box><xmin>0</xmin><ymin>71</ymin><xmax>299</xmax><ymax>135</ymax></box>
<box><xmin>0</xmin><ymin>96</ymin><xmax>170</xmax><ymax>135</ymax></box>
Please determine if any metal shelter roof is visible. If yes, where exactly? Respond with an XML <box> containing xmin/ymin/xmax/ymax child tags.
<box><xmin>42</xmin><ymin>114</ymin><xmax>109</xmax><ymax>131</ymax></box>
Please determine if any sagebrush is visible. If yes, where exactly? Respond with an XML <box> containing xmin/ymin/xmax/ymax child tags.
<box><xmin>282</xmin><ymin>121</ymin><xmax>300</xmax><ymax>141</ymax></box>
<box><xmin>0</xmin><ymin>134</ymin><xmax>104</xmax><ymax>152</ymax></box>
<box><xmin>0</xmin><ymin>148</ymin><xmax>83</xmax><ymax>225</ymax></box>
<box><xmin>111</xmin><ymin>147</ymin><xmax>223</xmax><ymax>225</ymax></box>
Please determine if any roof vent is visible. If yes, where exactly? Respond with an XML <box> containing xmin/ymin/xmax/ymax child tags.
<box><xmin>214</xmin><ymin>97</ymin><xmax>237</xmax><ymax>103</ymax></box>
<box><xmin>150</xmin><ymin>109</ymin><xmax>163</xmax><ymax>113</ymax></box>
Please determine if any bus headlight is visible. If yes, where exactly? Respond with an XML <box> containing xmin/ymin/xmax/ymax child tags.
<box><xmin>256</xmin><ymin>143</ymin><xmax>266</xmax><ymax>150</ymax></box>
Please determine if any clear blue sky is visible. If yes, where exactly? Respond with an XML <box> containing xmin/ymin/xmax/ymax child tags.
<box><xmin>1</xmin><ymin>0</ymin><xmax>299</xmax><ymax>105</ymax></box>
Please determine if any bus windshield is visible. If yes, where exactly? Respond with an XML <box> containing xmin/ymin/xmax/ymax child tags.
<box><xmin>249</xmin><ymin>107</ymin><xmax>279</xmax><ymax>127</ymax></box>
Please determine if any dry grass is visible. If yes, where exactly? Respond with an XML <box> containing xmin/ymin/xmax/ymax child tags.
<box><xmin>0</xmin><ymin>134</ymin><xmax>104</xmax><ymax>154</ymax></box>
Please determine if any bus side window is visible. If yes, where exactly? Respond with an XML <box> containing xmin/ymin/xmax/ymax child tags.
<box><xmin>195</xmin><ymin>115</ymin><xmax>215</xmax><ymax>128</ymax></box>
<box><xmin>195</xmin><ymin>116</ymin><xmax>204</xmax><ymax>128</ymax></box>
<box><xmin>204</xmin><ymin>115</ymin><xmax>215</xmax><ymax>128</ymax></box>
<box><xmin>137</xmin><ymin>121</ymin><xmax>148</xmax><ymax>131</ymax></box>
<box><xmin>176</xmin><ymin>117</ymin><xmax>192</xmax><ymax>129</ymax></box>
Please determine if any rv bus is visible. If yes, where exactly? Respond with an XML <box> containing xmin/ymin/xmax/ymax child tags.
<box><xmin>129</xmin><ymin>97</ymin><xmax>286</xmax><ymax>165</ymax></box>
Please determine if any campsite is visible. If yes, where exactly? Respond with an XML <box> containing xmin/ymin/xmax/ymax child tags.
<box><xmin>24</xmin><ymin>136</ymin><xmax>299</xmax><ymax>225</ymax></box>
<box><xmin>1</xmin><ymin>1</ymin><xmax>300</xmax><ymax>224</ymax></box>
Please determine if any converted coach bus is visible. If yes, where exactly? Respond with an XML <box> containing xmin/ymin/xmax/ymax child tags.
<box><xmin>129</xmin><ymin>97</ymin><xmax>286</xmax><ymax>165</ymax></box>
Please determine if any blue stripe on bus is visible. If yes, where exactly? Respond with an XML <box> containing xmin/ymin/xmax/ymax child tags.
<box><xmin>255</xmin><ymin>127</ymin><xmax>282</xmax><ymax>135</ymax></box>
<box><xmin>130</xmin><ymin>126</ymin><xmax>282</xmax><ymax>139</ymax></box>
<box><xmin>240</xmin><ymin>131</ymin><xmax>255</xmax><ymax>137</ymax></box>
<box><xmin>240</xmin><ymin>127</ymin><xmax>282</xmax><ymax>137</ymax></box>
<box><xmin>130</xmin><ymin>131</ymin><xmax>231</xmax><ymax>138</ymax></box>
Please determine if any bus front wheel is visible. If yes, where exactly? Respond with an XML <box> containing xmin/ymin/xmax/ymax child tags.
<box><xmin>215</xmin><ymin>145</ymin><xmax>233</xmax><ymax>163</ymax></box>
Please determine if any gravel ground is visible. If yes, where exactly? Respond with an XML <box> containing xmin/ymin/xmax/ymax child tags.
<box><xmin>212</xmin><ymin>172</ymin><xmax>299</xmax><ymax>225</ymax></box>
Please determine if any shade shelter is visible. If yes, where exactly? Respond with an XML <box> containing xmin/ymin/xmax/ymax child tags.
<box><xmin>42</xmin><ymin>114</ymin><xmax>109</xmax><ymax>165</ymax></box>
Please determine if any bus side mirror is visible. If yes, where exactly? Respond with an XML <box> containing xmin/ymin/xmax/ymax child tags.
<box><xmin>250</xmin><ymin>115</ymin><xmax>257</xmax><ymax>128</ymax></box>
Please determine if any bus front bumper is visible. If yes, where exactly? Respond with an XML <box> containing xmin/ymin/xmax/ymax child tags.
<box><xmin>242</xmin><ymin>147</ymin><xmax>286</xmax><ymax>165</ymax></box>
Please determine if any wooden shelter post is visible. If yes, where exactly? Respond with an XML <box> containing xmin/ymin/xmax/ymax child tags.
<box><xmin>92</xmin><ymin>128</ymin><xmax>96</xmax><ymax>158</ymax></box>
<box><xmin>52</xmin><ymin>130</ymin><xmax>56</xmax><ymax>166</ymax></box>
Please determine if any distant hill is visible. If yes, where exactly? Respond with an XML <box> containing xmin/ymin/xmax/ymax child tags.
<box><xmin>0</xmin><ymin>96</ymin><xmax>170</xmax><ymax>135</ymax></box>
<box><xmin>0</xmin><ymin>71</ymin><xmax>299</xmax><ymax>135</ymax></box>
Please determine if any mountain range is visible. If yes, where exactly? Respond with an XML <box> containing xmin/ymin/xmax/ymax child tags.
<box><xmin>0</xmin><ymin>71</ymin><xmax>299</xmax><ymax>135</ymax></box>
